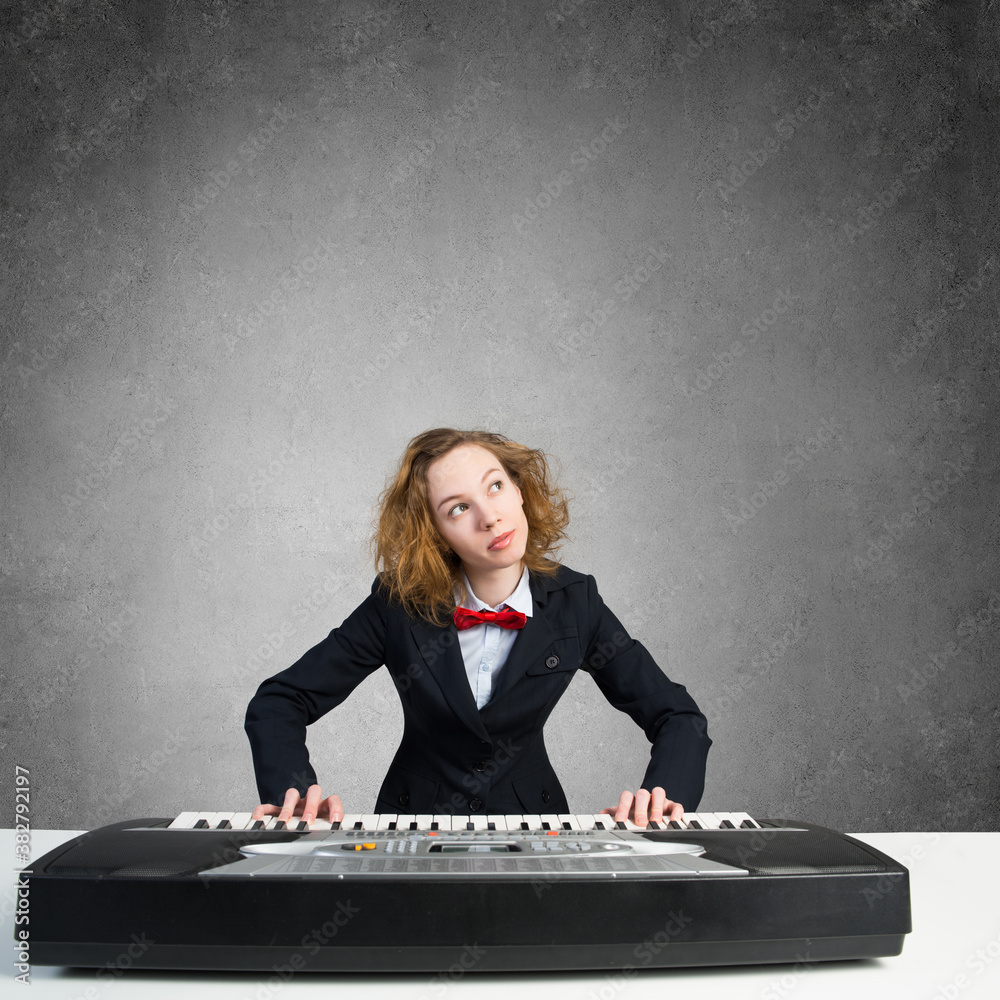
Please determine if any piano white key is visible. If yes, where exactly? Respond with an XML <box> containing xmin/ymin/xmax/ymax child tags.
<box><xmin>413</xmin><ymin>814</ymin><xmax>433</xmax><ymax>830</ymax></box>
<box><xmin>558</xmin><ymin>814</ymin><xmax>581</xmax><ymax>830</ymax></box>
<box><xmin>540</xmin><ymin>813</ymin><xmax>561</xmax><ymax>830</ymax></box>
<box><xmin>207</xmin><ymin>812</ymin><xmax>234</xmax><ymax>829</ymax></box>
<box><xmin>469</xmin><ymin>815</ymin><xmax>489</xmax><ymax>831</ymax></box>
<box><xmin>360</xmin><ymin>814</ymin><xmax>380</xmax><ymax>831</ymax></box>
<box><xmin>340</xmin><ymin>813</ymin><xmax>364</xmax><ymax>831</ymax></box>
<box><xmin>376</xmin><ymin>814</ymin><xmax>397</xmax><ymax>831</ymax></box>
<box><xmin>575</xmin><ymin>814</ymin><xmax>598</xmax><ymax>829</ymax></box>
<box><xmin>521</xmin><ymin>814</ymin><xmax>542</xmax><ymax>830</ymax></box>
<box><xmin>432</xmin><ymin>814</ymin><xmax>453</xmax><ymax>831</ymax></box>
<box><xmin>228</xmin><ymin>812</ymin><xmax>254</xmax><ymax>830</ymax></box>
<box><xmin>168</xmin><ymin>811</ymin><xmax>201</xmax><ymax>829</ymax></box>
<box><xmin>487</xmin><ymin>815</ymin><xmax>508</xmax><ymax>831</ymax></box>
<box><xmin>693</xmin><ymin>812</ymin><xmax>722</xmax><ymax>829</ymax></box>
<box><xmin>260</xmin><ymin>816</ymin><xmax>277</xmax><ymax>829</ymax></box>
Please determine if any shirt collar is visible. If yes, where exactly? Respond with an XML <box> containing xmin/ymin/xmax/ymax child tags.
<box><xmin>455</xmin><ymin>564</ymin><xmax>533</xmax><ymax>616</ymax></box>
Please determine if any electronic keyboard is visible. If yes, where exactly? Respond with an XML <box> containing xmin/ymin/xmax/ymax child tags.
<box><xmin>23</xmin><ymin>811</ymin><xmax>911</xmax><ymax>972</ymax></box>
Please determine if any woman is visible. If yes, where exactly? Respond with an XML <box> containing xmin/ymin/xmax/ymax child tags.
<box><xmin>246</xmin><ymin>427</ymin><xmax>711</xmax><ymax>828</ymax></box>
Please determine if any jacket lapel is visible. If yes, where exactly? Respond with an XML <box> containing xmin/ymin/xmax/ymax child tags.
<box><xmin>409</xmin><ymin>616</ymin><xmax>489</xmax><ymax>741</ymax></box>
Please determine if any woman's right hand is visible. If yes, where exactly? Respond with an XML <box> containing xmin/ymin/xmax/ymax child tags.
<box><xmin>252</xmin><ymin>784</ymin><xmax>344</xmax><ymax>827</ymax></box>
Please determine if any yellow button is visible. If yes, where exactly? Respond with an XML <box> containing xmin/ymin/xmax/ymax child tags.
<box><xmin>362</xmin><ymin>842</ymin><xmax>377</xmax><ymax>850</ymax></box>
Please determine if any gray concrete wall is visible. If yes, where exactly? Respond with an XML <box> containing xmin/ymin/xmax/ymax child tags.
<box><xmin>2</xmin><ymin>0</ymin><xmax>997</xmax><ymax>832</ymax></box>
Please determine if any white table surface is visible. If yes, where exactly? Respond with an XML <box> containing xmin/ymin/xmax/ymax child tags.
<box><xmin>2</xmin><ymin>829</ymin><xmax>998</xmax><ymax>999</ymax></box>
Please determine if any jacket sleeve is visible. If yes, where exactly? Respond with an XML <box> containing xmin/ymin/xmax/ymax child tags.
<box><xmin>244</xmin><ymin>576</ymin><xmax>388</xmax><ymax>806</ymax></box>
<box><xmin>580</xmin><ymin>574</ymin><xmax>711</xmax><ymax>810</ymax></box>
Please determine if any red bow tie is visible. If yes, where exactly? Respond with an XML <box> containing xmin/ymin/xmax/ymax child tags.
<box><xmin>453</xmin><ymin>606</ymin><xmax>527</xmax><ymax>630</ymax></box>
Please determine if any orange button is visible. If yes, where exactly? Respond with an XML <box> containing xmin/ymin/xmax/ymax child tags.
<box><xmin>362</xmin><ymin>842</ymin><xmax>376</xmax><ymax>850</ymax></box>
<box><xmin>547</xmin><ymin>830</ymin><xmax>559</xmax><ymax>836</ymax></box>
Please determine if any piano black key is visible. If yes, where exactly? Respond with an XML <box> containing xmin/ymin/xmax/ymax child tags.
<box><xmin>520</xmin><ymin>822</ymin><xmax>529</xmax><ymax>830</ymax></box>
<box><xmin>353</xmin><ymin>821</ymin><xmax>363</xmax><ymax>830</ymax></box>
<box><xmin>250</xmin><ymin>820</ymin><xmax>264</xmax><ymax>830</ymax></box>
<box><xmin>541</xmin><ymin>822</ymin><xmax>551</xmax><ymax>830</ymax></box>
<box><xmin>615</xmin><ymin>821</ymin><xmax>627</xmax><ymax>830</ymax></box>
<box><xmin>668</xmin><ymin>820</ymin><xmax>682</xmax><ymax>829</ymax></box>
<box><xmin>295</xmin><ymin>821</ymin><xmax>307</xmax><ymax>831</ymax></box>
<box><xmin>562</xmin><ymin>822</ymin><xmax>572</xmax><ymax>830</ymax></box>
<box><xmin>430</xmin><ymin>822</ymin><xmax>439</xmax><ymax>831</ymax></box>
<box><xmin>466</xmin><ymin>822</ymin><xmax>475</xmax><ymax>831</ymax></box>
<box><xmin>487</xmin><ymin>822</ymin><xmax>496</xmax><ymax>831</ymax></box>
<box><xmin>740</xmin><ymin>819</ymin><xmax>758</xmax><ymax>828</ymax></box>
<box><xmin>193</xmin><ymin>819</ymin><xmax>209</xmax><ymax>829</ymax></box>
<box><xmin>388</xmin><ymin>822</ymin><xmax>397</xmax><ymax>830</ymax></box>
<box><xmin>331</xmin><ymin>821</ymin><xmax>341</xmax><ymax>830</ymax></box>
<box><xmin>648</xmin><ymin>821</ymin><xmax>661</xmax><ymax>830</ymax></box>
<box><xmin>688</xmin><ymin>820</ymin><xmax>703</xmax><ymax>830</ymax></box>
<box><xmin>720</xmin><ymin>820</ymin><xmax>735</xmax><ymax>829</ymax></box>
<box><xmin>409</xmin><ymin>822</ymin><xmax>418</xmax><ymax>830</ymax></box>
<box><xmin>217</xmin><ymin>820</ymin><xmax>232</xmax><ymax>829</ymax></box>
<box><xmin>273</xmin><ymin>821</ymin><xmax>286</xmax><ymax>830</ymax></box>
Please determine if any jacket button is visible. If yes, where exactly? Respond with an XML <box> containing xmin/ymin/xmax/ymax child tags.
<box><xmin>474</xmin><ymin>760</ymin><xmax>485</xmax><ymax>772</ymax></box>
<box><xmin>545</xmin><ymin>655</ymin><xmax>559</xmax><ymax>669</ymax></box>
<box><xmin>398</xmin><ymin>792</ymin><xmax>409</xmax><ymax>808</ymax></box>
<box><xmin>541</xmin><ymin>790</ymin><xmax>550</xmax><ymax>804</ymax></box>
<box><xmin>469</xmin><ymin>798</ymin><xmax>483</xmax><ymax>811</ymax></box>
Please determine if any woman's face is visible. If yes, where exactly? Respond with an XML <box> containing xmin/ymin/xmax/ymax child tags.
<box><xmin>425</xmin><ymin>443</ymin><xmax>528</xmax><ymax>578</ymax></box>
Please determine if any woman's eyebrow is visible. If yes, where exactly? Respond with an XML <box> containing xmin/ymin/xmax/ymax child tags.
<box><xmin>437</xmin><ymin>468</ymin><xmax>503</xmax><ymax>510</ymax></box>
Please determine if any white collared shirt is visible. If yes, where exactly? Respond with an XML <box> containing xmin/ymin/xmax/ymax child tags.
<box><xmin>453</xmin><ymin>565</ymin><xmax>533</xmax><ymax>709</ymax></box>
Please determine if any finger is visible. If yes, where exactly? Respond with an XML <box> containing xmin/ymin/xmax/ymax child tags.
<box><xmin>252</xmin><ymin>803</ymin><xmax>279</xmax><ymax>821</ymax></box>
<box><xmin>278</xmin><ymin>787</ymin><xmax>301</xmax><ymax>824</ymax></box>
<box><xmin>614</xmin><ymin>789</ymin><xmax>634</xmax><ymax>823</ymax></box>
<box><xmin>648</xmin><ymin>786</ymin><xmax>667</xmax><ymax>823</ymax></box>
<box><xmin>323</xmin><ymin>793</ymin><xmax>344</xmax><ymax>823</ymax></box>
<box><xmin>633</xmin><ymin>787</ymin><xmax>652</xmax><ymax>827</ymax></box>
<box><xmin>665</xmin><ymin>800</ymin><xmax>685</xmax><ymax>822</ymax></box>
<box><xmin>301</xmin><ymin>784</ymin><xmax>323</xmax><ymax>825</ymax></box>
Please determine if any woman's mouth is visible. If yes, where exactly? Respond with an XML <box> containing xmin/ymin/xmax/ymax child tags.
<box><xmin>488</xmin><ymin>530</ymin><xmax>514</xmax><ymax>551</ymax></box>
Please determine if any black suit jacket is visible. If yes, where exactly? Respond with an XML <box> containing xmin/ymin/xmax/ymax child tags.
<box><xmin>245</xmin><ymin>561</ymin><xmax>711</xmax><ymax>815</ymax></box>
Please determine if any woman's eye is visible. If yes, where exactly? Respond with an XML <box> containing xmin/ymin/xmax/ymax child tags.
<box><xmin>447</xmin><ymin>482</ymin><xmax>501</xmax><ymax>517</ymax></box>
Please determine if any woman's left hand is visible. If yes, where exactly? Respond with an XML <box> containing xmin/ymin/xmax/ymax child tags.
<box><xmin>601</xmin><ymin>786</ymin><xmax>684</xmax><ymax>826</ymax></box>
